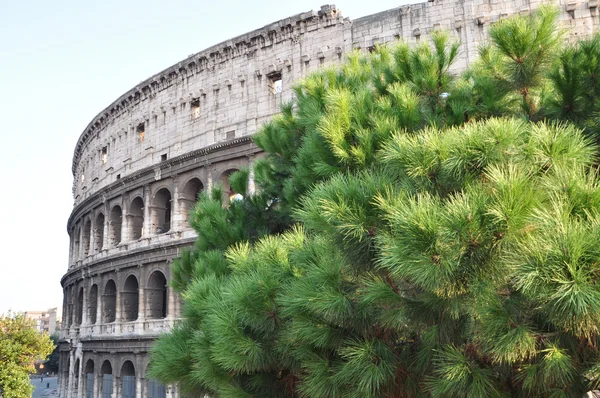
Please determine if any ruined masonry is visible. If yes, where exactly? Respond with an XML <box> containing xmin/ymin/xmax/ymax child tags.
<box><xmin>59</xmin><ymin>1</ymin><xmax>599</xmax><ymax>397</ymax></box>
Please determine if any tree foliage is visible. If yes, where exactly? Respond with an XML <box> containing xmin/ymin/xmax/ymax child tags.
<box><xmin>150</xmin><ymin>8</ymin><xmax>600</xmax><ymax>397</ymax></box>
<box><xmin>0</xmin><ymin>312</ymin><xmax>54</xmax><ymax>398</ymax></box>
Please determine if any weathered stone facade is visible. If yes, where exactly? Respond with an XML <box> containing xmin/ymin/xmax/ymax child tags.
<box><xmin>60</xmin><ymin>1</ymin><xmax>600</xmax><ymax>397</ymax></box>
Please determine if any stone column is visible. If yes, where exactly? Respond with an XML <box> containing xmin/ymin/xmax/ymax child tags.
<box><xmin>67</xmin><ymin>351</ymin><xmax>75</xmax><ymax>398</ymax></box>
<box><xmin>247</xmin><ymin>155</ymin><xmax>256</xmax><ymax>196</ymax></box>
<box><xmin>138</xmin><ymin>266</ymin><xmax>146</xmax><ymax>328</ymax></box>
<box><xmin>89</xmin><ymin>216</ymin><xmax>96</xmax><ymax>256</ymax></box>
<box><xmin>115</xmin><ymin>272</ymin><xmax>122</xmax><ymax>325</ymax></box>
<box><xmin>207</xmin><ymin>168</ymin><xmax>213</xmax><ymax>193</ymax></box>
<box><xmin>136</xmin><ymin>375</ymin><xmax>143</xmax><ymax>398</ymax></box>
<box><xmin>112</xmin><ymin>374</ymin><xmax>118</xmax><ymax>398</ymax></box>
<box><xmin>143</xmin><ymin>187</ymin><xmax>152</xmax><ymax>239</ymax></box>
<box><xmin>78</xmin><ymin>226</ymin><xmax>85</xmax><ymax>262</ymax></box>
<box><xmin>81</xmin><ymin>285</ymin><xmax>88</xmax><ymax>327</ymax></box>
<box><xmin>171</xmin><ymin>176</ymin><xmax>183</xmax><ymax>231</ymax></box>
<box><xmin>76</xmin><ymin>357</ymin><xmax>84</xmax><ymax>398</ymax></box>
<box><xmin>103</xmin><ymin>202</ymin><xmax>110</xmax><ymax>250</ymax></box>
<box><xmin>121</xmin><ymin>200</ymin><xmax>129</xmax><ymax>244</ymax></box>
<box><xmin>93</xmin><ymin>370</ymin><xmax>99</xmax><ymax>398</ymax></box>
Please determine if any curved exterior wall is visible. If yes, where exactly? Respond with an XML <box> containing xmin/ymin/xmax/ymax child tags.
<box><xmin>59</xmin><ymin>2</ymin><xmax>598</xmax><ymax>397</ymax></box>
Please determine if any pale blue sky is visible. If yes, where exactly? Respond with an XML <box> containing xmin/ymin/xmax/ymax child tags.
<box><xmin>0</xmin><ymin>0</ymin><xmax>410</xmax><ymax>315</ymax></box>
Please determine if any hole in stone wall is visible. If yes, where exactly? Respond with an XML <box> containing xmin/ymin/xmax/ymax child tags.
<box><xmin>121</xmin><ymin>276</ymin><xmax>139</xmax><ymax>322</ymax></box>
<box><xmin>137</xmin><ymin>123</ymin><xmax>145</xmax><ymax>142</ymax></box>
<box><xmin>147</xmin><ymin>271</ymin><xmax>167</xmax><ymax>319</ymax></box>
<box><xmin>182</xmin><ymin>178</ymin><xmax>204</xmax><ymax>227</ymax></box>
<box><xmin>101</xmin><ymin>147</ymin><xmax>107</xmax><ymax>164</ymax></box>
<box><xmin>94</xmin><ymin>213</ymin><xmax>104</xmax><ymax>252</ymax></box>
<box><xmin>109</xmin><ymin>206</ymin><xmax>122</xmax><ymax>246</ymax></box>
<box><xmin>102</xmin><ymin>280</ymin><xmax>116</xmax><ymax>323</ymax></box>
<box><xmin>82</xmin><ymin>220</ymin><xmax>91</xmax><ymax>257</ymax></box>
<box><xmin>161</xmin><ymin>154</ymin><xmax>167</xmax><ymax>162</ymax></box>
<box><xmin>76</xmin><ymin>287</ymin><xmax>84</xmax><ymax>326</ymax></box>
<box><xmin>191</xmin><ymin>98</ymin><xmax>200</xmax><ymax>119</ymax></box>
<box><xmin>152</xmin><ymin>189</ymin><xmax>172</xmax><ymax>234</ymax></box>
<box><xmin>101</xmin><ymin>361</ymin><xmax>113</xmax><ymax>397</ymax></box>
<box><xmin>88</xmin><ymin>284</ymin><xmax>98</xmax><ymax>324</ymax></box>
<box><xmin>129</xmin><ymin>198</ymin><xmax>144</xmax><ymax>240</ymax></box>
<box><xmin>226</xmin><ymin>130</ymin><xmax>235</xmax><ymax>140</ymax></box>
<box><xmin>267</xmin><ymin>72</ymin><xmax>282</xmax><ymax>94</ymax></box>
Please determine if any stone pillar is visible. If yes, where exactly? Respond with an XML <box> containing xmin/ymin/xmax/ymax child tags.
<box><xmin>103</xmin><ymin>203</ymin><xmax>110</xmax><ymax>250</ymax></box>
<box><xmin>89</xmin><ymin>216</ymin><xmax>96</xmax><ymax>256</ymax></box>
<box><xmin>81</xmin><ymin>285</ymin><xmax>88</xmax><ymax>326</ymax></box>
<box><xmin>167</xmin><ymin>262</ymin><xmax>177</xmax><ymax>318</ymax></box>
<box><xmin>171</xmin><ymin>176</ymin><xmax>183</xmax><ymax>231</ymax></box>
<box><xmin>136</xmin><ymin>375</ymin><xmax>143</xmax><ymax>398</ymax></box>
<box><xmin>67</xmin><ymin>351</ymin><xmax>75</xmax><ymax>398</ymax></box>
<box><xmin>112</xmin><ymin>374</ymin><xmax>118</xmax><ymax>398</ymax></box>
<box><xmin>121</xmin><ymin>201</ymin><xmax>129</xmax><ymax>244</ymax></box>
<box><xmin>247</xmin><ymin>156</ymin><xmax>256</xmax><ymax>196</ymax></box>
<box><xmin>143</xmin><ymin>187</ymin><xmax>152</xmax><ymax>239</ymax></box>
<box><xmin>93</xmin><ymin>370</ymin><xmax>100</xmax><ymax>398</ymax></box>
<box><xmin>76</xmin><ymin>357</ymin><xmax>84</xmax><ymax>398</ymax></box>
<box><xmin>115</xmin><ymin>272</ymin><xmax>122</xmax><ymax>324</ymax></box>
<box><xmin>138</xmin><ymin>267</ymin><xmax>146</xmax><ymax>326</ymax></box>
<box><xmin>207</xmin><ymin>168</ymin><xmax>213</xmax><ymax>193</ymax></box>
<box><xmin>78</xmin><ymin>226</ymin><xmax>85</xmax><ymax>261</ymax></box>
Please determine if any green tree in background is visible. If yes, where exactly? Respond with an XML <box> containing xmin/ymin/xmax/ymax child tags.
<box><xmin>150</xmin><ymin>7</ymin><xmax>600</xmax><ymax>397</ymax></box>
<box><xmin>0</xmin><ymin>312</ymin><xmax>54</xmax><ymax>398</ymax></box>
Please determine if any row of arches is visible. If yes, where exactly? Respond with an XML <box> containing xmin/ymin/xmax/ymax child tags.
<box><xmin>70</xmin><ymin>178</ymin><xmax>206</xmax><ymax>263</ymax></box>
<box><xmin>67</xmin><ymin>357</ymin><xmax>166</xmax><ymax>398</ymax></box>
<box><xmin>67</xmin><ymin>271</ymin><xmax>167</xmax><ymax>327</ymax></box>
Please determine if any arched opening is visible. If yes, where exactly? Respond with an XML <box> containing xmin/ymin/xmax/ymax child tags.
<box><xmin>181</xmin><ymin>178</ymin><xmax>204</xmax><ymax>227</ymax></box>
<box><xmin>100</xmin><ymin>360</ymin><xmax>113</xmax><ymax>398</ymax></box>
<box><xmin>72</xmin><ymin>225</ymin><xmax>81</xmax><ymax>261</ymax></box>
<box><xmin>88</xmin><ymin>284</ymin><xmax>98</xmax><ymax>325</ymax></box>
<box><xmin>76</xmin><ymin>287</ymin><xmax>84</xmax><ymax>326</ymax></box>
<box><xmin>121</xmin><ymin>276</ymin><xmax>139</xmax><ymax>322</ymax></box>
<box><xmin>152</xmin><ymin>188</ymin><xmax>172</xmax><ymax>234</ymax></box>
<box><xmin>219</xmin><ymin>169</ymin><xmax>242</xmax><ymax>203</ymax></box>
<box><xmin>121</xmin><ymin>361</ymin><xmax>136</xmax><ymax>398</ymax></box>
<box><xmin>102</xmin><ymin>280</ymin><xmax>116</xmax><ymax>323</ymax></box>
<box><xmin>85</xmin><ymin>359</ymin><xmax>94</xmax><ymax>398</ymax></box>
<box><xmin>74</xmin><ymin>358</ymin><xmax>80</xmax><ymax>393</ymax></box>
<box><xmin>82</xmin><ymin>219</ymin><xmax>92</xmax><ymax>257</ymax></box>
<box><xmin>129</xmin><ymin>198</ymin><xmax>144</xmax><ymax>240</ymax></box>
<box><xmin>109</xmin><ymin>205</ymin><xmax>122</xmax><ymax>246</ymax></box>
<box><xmin>147</xmin><ymin>378</ymin><xmax>166</xmax><ymax>398</ymax></box>
<box><xmin>94</xmin><ymin>213</ymin><xmax>105</xmax><ymax>252</ymax></box>
<box><xmin>147</xmin><ymin>271</ymin><xmax>167</xmax><ymax>319</ymax></box>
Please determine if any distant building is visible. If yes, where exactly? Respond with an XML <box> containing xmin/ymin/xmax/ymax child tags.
<box><xmin>24</xmin><ymin>307</ymin><xmax>61</xmax><ymax>335</ymax></box>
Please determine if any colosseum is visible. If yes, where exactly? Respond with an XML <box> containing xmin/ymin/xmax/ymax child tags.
<box><xmin>59</xmin><ymin>1</ymin><xmax>599</xmax><ymax>397</ymax></box>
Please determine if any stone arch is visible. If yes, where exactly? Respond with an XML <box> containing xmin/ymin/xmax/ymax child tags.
<box><xmin>84</xmin><ymin>359</ymin><xmax>94</xmax><ymax>398</ymax></box>
<box><xmin>76</xmin><ymin>287</ymin><xmax>84</xmax><ymax>326</ymax></box>
<box><xmin>147</xmin><ymin>271</ymin><xmax>167</xmax><ymax>319</ymax></box>
<box><xmin>151</xmin><ymin>188</ymin><xmax>172</xmax><ymax>234</ymax></box>
<box><xmin>94</xmin><ymin>212</ymin><xmax>105</xmax><ymax>252</ymax></box>
<box><xmin>218</xmin><ymin>168</ymin><xmax>241</xmax><ymax>203</ymax></box>
<box><xmin>128</xmin><ymin>197</ymin><xmax>144</xmax><ymax>240</ymax></box>
<box><xmin>181</xmin><ymin>177</ymin><xmax>204</xmax><ymax>226</ymax></box>
<box><xmin>121</xmin><ymin>275</ymin><xmax>139</xmax><ymax>322</ymax></box>
<box><xmin>100</xmin><ymin>360</ymin><xmax>113</xmax><ymax>398</ymax></box>
<box><xmin>120</xmin><ymin>360</ymin><xmax>136</xmax><ymax>398</ymax></box>
<box><xmin>109</xmin><ymin>205</ymin><xmax>122</xmax><ymax>246</ymax></box>
<box><xmin>88</xmin><ymin>284</ymin><xmax>98</xmax><ymax>324</ymax></box>
<box><xmin>102</xmin><ymin>280</ymin><xmax>117</xmax><ymax>323</ymax></box>
<box><xmin>82</xmin><ymin>218</ymin><xmax>92</xmax><ymax>257</ymax></box>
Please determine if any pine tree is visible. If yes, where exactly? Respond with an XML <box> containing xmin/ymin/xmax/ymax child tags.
<box><xmin>150</xmin><ymin>7</ymin><xmax>600</xmax><ymax>397</ymax></box>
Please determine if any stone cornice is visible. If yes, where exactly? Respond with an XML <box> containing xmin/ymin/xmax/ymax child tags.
<box><xmin>71</xmin><ymin>5</ymin><xmax>344</xmax><ymax>176</ymax></box>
